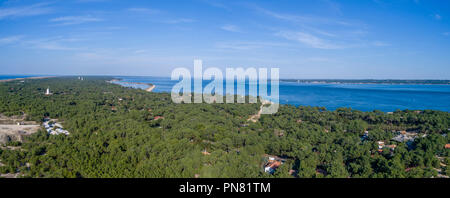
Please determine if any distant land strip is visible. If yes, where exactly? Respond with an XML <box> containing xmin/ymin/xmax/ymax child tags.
<box><xmin>281</xmin><ymin>79</ymin><xmax>450</xmax><ymax>85</ymax></box>
<box><xmin>0</xmin><ymin>76</ymin><xmax>57</xmax><ymax>83</ymax></box>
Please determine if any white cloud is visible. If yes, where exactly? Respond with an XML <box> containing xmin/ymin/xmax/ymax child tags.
<box><xmin>220</xmin><ymin>25</ymin><xmax>242</xmax><ymax>33</ymax></box>
<box><xmin>276</xmin><ymin>31</ymin><xmax>343</xmax><ymax>49</ymax></box>
<box><xmin>133</xmin><ymin>49</ymin><xmax>148</xmax><ymax>54</ymax></box>
<box><xmin>0</xmin><ymin>35</ymin><xmax>23</xmax><ymax>44</ymax></box>
<box><xmin>25</xmin><ymin>39</ymin><xmax>79</xmax><ymax>50</ymax></box>
<box><xmin>0</xmin><ymin>3</ymin><xmax>52</xmax><ymax>19</ymax></box>
<box><xmin>127</xmin><ymin>7</ymin><xmax>160</xmax><ymax>14</ymax></box>
<box><xmin>163</xmin><ymin>18</ymin><xmax>196</xmax><ymax>24</ymax></box>
<box><xmin>215</xmin><ymin>41</ymin><xmax>288</xmax><ymax>50</ymax></box>
<box><xmin>50</xmin><ymin>16</ymin><xmax>103</xmax><ymax>25</ymax></box>
<box><xmin>372</xmin><ymin>41</ymin><xmax>391</xmax><ymax>47</ymax></box>
<box><xmin>5</xmin><ymin>36</ymin><xmax>85</xmax><ymax>51</ymax></box>
<box><xmin>254</xmin><ymin>6</ymin><xmax>388</xmax><ymax>50</ymax></box>
<box><xmin>306</xmin><ymin>57</ymin><xmax>333</xmax><ymax>62</ymax></box>
<box><xmin>252</xmin><ymin>5</ymin><xmax>348</xmax><ymax>26</ymax></box>
<box><xmin>127</xmin><ymin>7</ymin><xmax>193</xmax><ymax>24</ymax></box>
<box><xmin>106</xmin><ymin>26</ymin><xmax>126</xmax><ymax>30</ymax></box>
<box><xmin>256</xmin><ymin>7</ymin><xmax>309</xmax><ymax>23</ymax></box>
<box><xmin>29</xmin><ymin>42</ymin><xmax>77</xmax><ymax>50</ymax></box>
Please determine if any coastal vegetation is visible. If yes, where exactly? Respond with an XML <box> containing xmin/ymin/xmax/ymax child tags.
<box><xmin>0</xmin><ymin>77</ymin><xmax>448</xmax><ymax>178</ymax></box>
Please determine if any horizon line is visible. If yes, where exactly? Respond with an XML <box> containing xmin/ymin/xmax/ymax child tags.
<box><xmin>1</xmin><ymin>74</ymin><xmax>450</xmax><ymax>81</ymax></box>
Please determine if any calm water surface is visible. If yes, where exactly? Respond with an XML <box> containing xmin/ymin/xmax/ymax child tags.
<box><xmin>115</xmin><ymin>76</ymin><xmax>450</xmax><ymax>112</ymax></box>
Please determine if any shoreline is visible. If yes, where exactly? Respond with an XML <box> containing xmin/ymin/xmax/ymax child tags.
<box><xmin>108</xmin><ymin>79</ymin><xmax>156</xmax><ymax>92</ymax></box>
<box><xmin>0</xmin><ymin>76</ymin><xmax>56</xmax><ymax>83</ymax></box>
<box><xmin>146</xmin><ymin>84</ymin><xmax>156</xmax><ymax>92</ymax></box>
<box><xmin>280</xmin><ymin>80</ymin><xmax>450</xmax><ymax>85</ymax></box>
<box><xmin>283</xmin><ymin>82</ymin><xmax>450</xmax><ymax>85</ymax></box>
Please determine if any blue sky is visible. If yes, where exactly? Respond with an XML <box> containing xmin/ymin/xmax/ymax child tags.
<box><xmin>0</xmin><ymin>0</ymin><xmax>449</xmax><ymax>79</ymax></box>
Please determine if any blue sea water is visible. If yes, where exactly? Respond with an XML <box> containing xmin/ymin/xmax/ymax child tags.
<box><xmin>0</xmin><ymin>75</ymin><xmax>35</xmax><ymax>80</ymax></box>
<box><xmin>2</xmin><ymin>75</ymin><xmax>448</xmax><ymax>112</ymax></box>
<box><xmin>115</xmin><ymin>76</ymin><xmax>450</xmax><ymax>112</ymax></box>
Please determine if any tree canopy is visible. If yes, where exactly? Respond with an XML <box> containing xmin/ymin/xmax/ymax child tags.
<box><xmin>0</xmin><ymin>77</ymin><xmax>448</xmax><ymax>178</ymax></box>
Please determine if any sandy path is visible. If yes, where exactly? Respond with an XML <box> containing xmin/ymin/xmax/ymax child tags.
<box><xmin>248</xmin><ymin>100</ymin><xmax>271</xmax><ymax>122</ymax></box>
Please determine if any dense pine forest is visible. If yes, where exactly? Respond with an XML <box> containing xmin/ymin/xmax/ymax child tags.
<box><xmin>0</xmin><ymin>77</ymin><xmax>449</xmax><ymax>178</ymax></box>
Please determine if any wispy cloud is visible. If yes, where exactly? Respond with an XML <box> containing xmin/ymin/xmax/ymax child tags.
<box><xmin>76</xmin><ymin>0</ymin><xmax>110</xmax><ymax>2</ymax></box>
<box><xmin>276</xmin><ymin>31</ymin><xmax>343</xmax><ymax>49</ymax></box>
<box><xmin>306</xmin><ymin>57</ymin><xmax>334</xmax><ymax>62</ymax></box>
<box><xmin>201</xmin><ymin>0</ymin><xmax>230</xmax><ymax>10</ymax></box>
<box><xmin>133</xmin><ymin>49</ymin><xmax>148</xmax><ymax>54</ymax></box>
<box><xmin>322</xmin><ymin>0</ymin><xmax>342</xmax><ymax>15</ymax></box>
<box><xmin>126</xmin><ymin>7</ymin><xmax>193</xmax><ymax>24</ymax></box>
<box><xmin>49</xmin><ymin>16</ymin><xmax>103</xmax><ymax>25</ymax></box>
<box><xmin>253</xmin><ymin>5</ymin><xmax>386</xmax><ymax>50</ymax></box>
<box><xmin>443</xmin><ymin>32</ymin><xmax>450</xmax><ymax>36</ymax></box>
<box><xmin>2</xmin><ymin>35</ymin><xmax>85</xmax><ymax>51</ymax></box>
<box><xmin>252</xmin><ymin>5</ymin><xmax>365</xmax><ymax>32</ymax></box>
<box><xmin>0</xmin><ymin>35</ymin><xmax>23</xmax><ymax>44</ymax></box>
<box><xmin>27</xmin><ymin>42</ymin><xmax>78</xmax><ymax>50</ymax></box>
<box><xmin>127</xmin><ymin>7</ymin><xmax>161</xmax><ymax>14</ymax></box>
<box><xmin>106</xmin><ymin>26</ymin><xmax>126</xmax><ymax>30</ymax></box>
<box><xmin>25</xmin><ymin>37</ymin><xmax>84</xmax><ymax>51</ymax></box>
<box><xmin>215</xmin><ymin>41</ymin><xmax>288</xmax><ymax>50</ymax></box>
<box><xmin>434</xmin><ymin>14</ymin><xmax>442</xmax><ymax>20</ymax></box>
<box><xmin>255</xmin><ymin>7</ymin><xmax>309</xmax><ymax>23</ymax></box>
<box><xmin>372</xmin><ymin>41</ymin><xmax>391</xmax><ymax>47</ymax></box>
<box><xmin>0</xmin><ymin>3</ymin><xmax>52</xmax><ymax>19</ymax></box>
<box><xmin>252</xmin><ymin>5</ymin><xmax>347</xmax><ymax>26</ymax></box>
<box><xmin>276</xmin><ymin>31</ymin><xmax>388</xmax><ymax>49</ymax></box>
<box><xmin>163</xmin><ymin>18</ymin><xmax>196</xmax><ymax>24</ymax></box>
<box><xmin>220</xmin><ymin>25</ymin><xmax>242</xmax><ymax>33</ymax></box>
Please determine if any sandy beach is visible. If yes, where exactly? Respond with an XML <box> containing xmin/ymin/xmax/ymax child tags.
<box><xmin>146</xmin><ymin>84</ymin><xmax>156</xmax><ymax>92</ymax></box>
<box><xmin>0</xmin><ymin>76</ymin><xmax>56</xmax><ymax>83</ymax></box>
<box><xmin>108</xmin><ymin>79</ymin><xmax>156</xmax><ymax>92</ymax></box>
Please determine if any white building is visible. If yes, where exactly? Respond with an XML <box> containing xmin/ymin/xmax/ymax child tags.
<box><xmin>264</xmin><ymin>166</ymin><xmax>273</xmax><ymax>173</ymax></box>
<box><xmin>43</xmin><ymin>119</ymin><xmax>69</xmax><ymax>135</ymax></box>
<box><xmin>45</xmin><ymin>87</ymin><xmax>51</xmax><ymax>95</ymax></box>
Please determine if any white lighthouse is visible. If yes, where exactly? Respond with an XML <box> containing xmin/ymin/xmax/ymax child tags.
<box><xmin>45</xmin><ymin>87</ymin><xmax>51</xmax><ymax>95</ymax></box>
